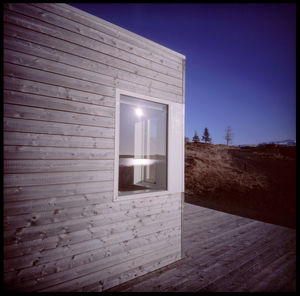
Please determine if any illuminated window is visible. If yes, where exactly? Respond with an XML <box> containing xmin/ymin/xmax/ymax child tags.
<box><xmin>118</xmin><ymin>94</ymin><xmax>168</xmax><ymax>196</ymax></box>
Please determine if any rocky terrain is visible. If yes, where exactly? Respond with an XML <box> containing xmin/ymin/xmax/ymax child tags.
<box><xmin>185</xmin><ymin>142</ymin><xmax>296</xmax><ymax>228</ymax></box>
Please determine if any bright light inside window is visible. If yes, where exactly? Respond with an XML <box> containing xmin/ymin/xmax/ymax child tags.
<box><xmin>119</xmin><ymin>158</ymin><xmax>158</xmax><ymax>167</ymax></box>
<box><xmin>132</xmin><ymin>158</ymin><xmax>156</xmax><ymax>166</ymax></box>
<box><xmin>135</xmin><ymin>107</ymin><xmax>143</xmax><ymax>117</ymax></box>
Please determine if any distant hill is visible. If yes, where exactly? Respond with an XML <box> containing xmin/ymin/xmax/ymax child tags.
<box><xmin>272</xmin><ymin>139</ymin><xmax>296</xmax><ymax>146</ymax></box>
<box><xmin>240</xmin><ymin>139</ymin><xmax>296</xmax><ymax>147</ymax></box>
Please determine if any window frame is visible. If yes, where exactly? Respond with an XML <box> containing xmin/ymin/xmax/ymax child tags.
<box><xmin>114</xmin><ymin>89</ymin><xmax>184</xmax><ymax>201</ymax></box>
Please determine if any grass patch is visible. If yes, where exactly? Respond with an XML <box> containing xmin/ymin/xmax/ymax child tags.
<box><xmin>184</xmin><ymin>143</ymin><xmax>296</xmax><ymax>228</ymax></box>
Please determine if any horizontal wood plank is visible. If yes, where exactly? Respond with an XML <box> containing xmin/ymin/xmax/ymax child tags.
<box><xmin>4</xmin><ymin>117</ymin><xmax>114</xmax><ymax>138</ymax></box>
<box><xmin>4</xmin><ymin>8</ymin><xmax>182</xmax><ymax>79</ymax></box>
<box><xmin>4</xmin><ymin>90</ymin><xmax>115</xmax><ymax>118</ymax></box>
<box><xmin>4</xmin><ymin>216</ymin><xmax>181</xmax><ymax>270</ymax></box>
<box><xmin>4</xmin><ymin>24</ymin><xmax>182</xmax><ymax>90</ymax></box>
<box><xmin>4</xmin><ymin>201</ymin><xmax>181</xmax><ymax>247</ymax></box>
<box><xmin>33</xmin><ymin>3</ymin><xmax>185</xmax><ymax>61</ymax></box>
<box><xmin>106</xmin><ymin>203</ymin><xmax>296</xmax><ymax>293</ymax></box>
<box><xmin>4</xmin><ymin>229</ymin><xmax>181</xmax><ymax>287</ymax></box>
<box><xmin>4</xmin><ymin>192</ymin><xmax>179</xmax><ymax>216</ymax></box>
<box><xmin>4</xmin><ymin>47</ymin><xmax>182</xmax><ymax>103</ymax></box>
<box><xmin>4</xmin><ymin>198</ymin><xmax>181</xmax><ymax>234</ymax></box>
<box><xmin>102</xmin><ymin>252</ymin><xmax>182</xmax><ymax>292</ymax></box>
<box><xmin>4</xmin><ymin>35</ymin><xmax>182</xmax><ymax>95</ymax></box>
<box><xmin>4</xmin><ymin>103</ymin><xmax>114</xmax><ymax>128</ymax></box>
<box><xmin>4</xmin><ymin>181</ymin><xmax>114</xmax><ymax>202</ymax></box>
<box><xmin>3</xmin><ymin>3</ymin><xmax>184</xmax><ymax>292</ymax></box>
<box><xmin>4</xmin><ymin>132</ymin><xmax>115</xmax><ymax>149</ymax></box>
<box><xmin>4</xmin><ymin>170</ymin><xmax>114</xmax><ymax>187</ymax></box>
<box><xmin>4</xmin><ymin>208</ymin><xmax>180</xmax><ymax>263</ymax></box>
<box><xmin>4</xmin><ymin>159</ymin><xmax>114</xmax><ymax>174</ymax></box>
<box><xmin>4</xmin><ymin>62</ymin><xmax>115</xmax><ymax>97</ymax></box>
<box><xmin>45</xmin><ymin>247</ymin><xmax>181</xmax><ymax>292</ymax></box>
<box><xmin>6</xmin><ymin>237</ymin><xmax>180</xmax><ymax>291</ymax></box>
<box><xmin>4</xmin><ymin>48</ymin><xmax>115</xmax><ymax>88</ymax></box>
<box><xmin>6</xmin><ymin>3</ymin><xmax>182</xmax><ymax>70</ymax></box>
<box><xmin>4</xmin><ymin>146</ymin><xmax>114</xmax><ymax>160</ymax></box>
<box><xmin>3</xmin><ymin>11</ymin><xmax>181</xmax><ymax>75</ymax></box>
<box><xmin>4</xmin><ymin>215</ymin><xmax>180</xmax><ymax>270</ymax></box>
<box><xmin>4</xmin><ymin>191</ymin><xmax>113</xmax><ymax>216</ymax></box>
<box><xmin>4</xmin><ymin>76</ymin><xmax>115</xmax><ymax>107</ymax></box>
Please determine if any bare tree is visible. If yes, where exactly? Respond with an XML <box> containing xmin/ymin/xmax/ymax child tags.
<box><xmin>225</xmin><ymin>126</ymin><xmax>233</xmax><ymax>146</ymax></box>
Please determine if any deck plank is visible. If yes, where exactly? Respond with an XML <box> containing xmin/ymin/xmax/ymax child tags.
<box><xmin>107</xmin><ymin>202</ymin><xmax>296</xmax><ymax>292</ymax></box>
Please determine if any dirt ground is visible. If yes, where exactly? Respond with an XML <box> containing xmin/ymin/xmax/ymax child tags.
<box><xmin>184</xmin><ymin>142</ymin><xmax>296</xmax><ymax>229</ymax></box>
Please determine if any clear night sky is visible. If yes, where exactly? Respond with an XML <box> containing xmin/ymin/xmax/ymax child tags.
<box><xmin>69</xmin><ymin>3</ymin><xmax>296</xmax><ymax>145</ymax></box>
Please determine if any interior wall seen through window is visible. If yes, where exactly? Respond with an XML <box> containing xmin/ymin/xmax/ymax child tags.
<box><xmin>118</xmin><ymin>95</ymin><xmax>168</xmax><ymax>196</ymax></box>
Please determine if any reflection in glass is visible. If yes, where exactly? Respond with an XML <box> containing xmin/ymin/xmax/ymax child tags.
<box><xmin>119</xmin><ymin>95</ymin><xmax>168</xmax><ymax>196</ymax></box>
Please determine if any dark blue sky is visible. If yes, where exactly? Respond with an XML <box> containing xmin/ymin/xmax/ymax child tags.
<box><xmin>69</xmin><ymin>3</ymin><xmax>296</xmax><ymax>145</ymax></box>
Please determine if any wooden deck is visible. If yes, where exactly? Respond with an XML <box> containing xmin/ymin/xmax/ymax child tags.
<box><xmin>107</xmin><ymin>202</ymin><xmax>296</xmax><ymax>292</ymax></box>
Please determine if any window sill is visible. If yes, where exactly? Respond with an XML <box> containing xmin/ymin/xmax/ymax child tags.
<box><xmin>114</xmin><ymin>190</ymin><xmax>170</xmax><ymax>202</ymax></box>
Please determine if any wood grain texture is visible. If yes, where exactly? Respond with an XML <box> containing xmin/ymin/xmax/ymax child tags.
<box><xmin>4</xmin><ymin>159</ymin><xmax>114</xmax><ymax>174</ymax></box>
<box><xmin>4</xmin><ymin>62</ymin><xmax>115</xmax><ymax>97</ymax></box>
<box><xmin>4</xmin><ymin>24</ymin><xmax>182</xmax><ymax>90</ymax></box>
<box><xmin>4</xmin><ymin>170</ymin><xmax>114</xmax><ymax>188</ymax></box>
<box><xmin>33</xmin><ymin>3</ymin><xmax>185</xmax><ymax>61</ymax></box>
<box><xmin>3</xmin><ymin>3</ymin><xmax>185</xmax><ymax>292</ymax></box>
<box><xmin>3</xmin><ymin>9</ymin><xmax>182</xmax><ymax>82</ymax></box>
<box><xmin>4</xmin><ymin>117</ymin><xmax>114</xmax><ymax>138</ymax></box>
<box><xmin>106</xmin><ymin>203</ymin><xmax>296</xmax><ymax>292</ymax></box>
<box><xmin>4</xmin><ymin>76</ymin><xmax>116</xmax><ymax>107</ymax></box>
<box><xmin>4</xmin><ymin>3</ymin><xmax>182</xmax><ymax>72</ymax></box>
<box><xmin>4</xmin><ymin>132</ymin><xmax>115</xmax><ymax>149</ymax></box>
<box><xmin>4</xmin><ymin>195</ymin><xmax>181</xmax><ymax>291</ymax></box>
<box><xmin>4</xmin><ymin>9</ymin><xmax>183</xmax><ymax>103</ymax></box>
<box><xmin>4</xmin><ymin>89</ymin><xmax>115</xmax><ymax>118</ymax></box>
<box><xmin>4</xmin><ymin>146</ymin><xmax>114</xmax><ymax>160</ymax></box>
<box><xmin>4</xmin><ymin>181</ymin><xmax>114</xmax><ymax>202</ymax></box>
<box><xmin>4</xmin><ymin>25</ymin><xmax>183</xmax><ymax>91</ymax></box>
<box><xmin>4</xmin><ymin>103</ymin><xmax>114</xmax><ymax>128</ymax></box>
<box><xmin>32</xmin><ymin>3</ymin><xmax>183</xmax><ymax>67</ymax></box>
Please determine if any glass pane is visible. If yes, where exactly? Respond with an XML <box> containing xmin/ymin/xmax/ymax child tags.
<box><xmin>118</xmin><ymin>95</ymin><xmax>168</xmax><ymax>196</ymax></box>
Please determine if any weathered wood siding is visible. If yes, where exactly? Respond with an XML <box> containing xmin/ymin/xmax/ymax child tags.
<box><xmin>3</xmin><ymin>3</ymin><xmax>185</xmax><ymax>292</ymax></box>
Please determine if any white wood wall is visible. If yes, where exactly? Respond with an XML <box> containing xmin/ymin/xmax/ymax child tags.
<box><xmin>3</xmin><ymin>3</ymin><xmax>185</xmax><ymax>292</ymax></box>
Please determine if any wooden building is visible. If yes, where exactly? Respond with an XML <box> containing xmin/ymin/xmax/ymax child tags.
<box><xmin>3</xmin><ymin>3</ymin><xmax>185</xmax><ymax>292</ymax></box>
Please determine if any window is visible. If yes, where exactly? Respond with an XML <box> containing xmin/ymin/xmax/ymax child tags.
<box><xmin>117</xmin><ymin>94</ymin><xmax>168</xmax><ymax>196</ymax></box>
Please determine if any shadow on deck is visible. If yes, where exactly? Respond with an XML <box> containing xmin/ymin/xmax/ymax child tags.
<box><xmin>107</xmin><ymin>202</ymin><xmax>296</xmax><ymax>292</ymax></box>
